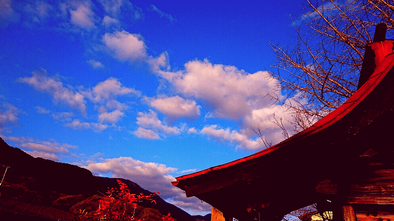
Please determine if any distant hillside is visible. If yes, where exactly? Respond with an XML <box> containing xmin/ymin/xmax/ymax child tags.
<box><xmin>0</xmin><ymin>137</ymin><xmax>201</xmax><ymax>221</ymax></box>
<box><xmin>193</xmin><ymin>214</ymin><xmax>211</xmax><ymax>221</ymax></box>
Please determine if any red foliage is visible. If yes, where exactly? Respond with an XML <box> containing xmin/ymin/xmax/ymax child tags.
<box><xmin>162</xmin><ymin>212</ymin><xmax>176</xmax><ymax>221</ymax></box>
<box><xmin>79</xmin><ymin>179</ymin><xmax>174</xmax><ymax>221</ymax></box>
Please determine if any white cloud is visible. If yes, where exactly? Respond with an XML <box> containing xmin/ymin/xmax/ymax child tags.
<box><xmin>70</xmin><ymin>2</ymin><xmax>95</xmax><ymax>30</ymax></box>
<box><xmin>92</xmin><ymin>122</ymin><xmax>109</xmax><ymax>132</ymax></box>
<box><xmin>201</xmin><ymin>125</ymin><xmax>231</xmax><ymax>141</ymax></box>
<box><xmin>24</xmin><ymin>1</ymin><xmax>52</xmax><ymax>24</ymax></box>
<box><xmin>200</xmin><ymin>125</ymin><xmax>265</xmax><ymax>150</ymax></box>
<box><xmin>98</xmin><ymin>109</ymin><xmax>124</xmax><ymax>123</ymax></box>
<box><xmin>0</xmin><ymin>102</ymin><xmax>20</xmax><ymax>131</ymax></box>
<box><xmin>65</xmin><ymin>119</ymin><xmax>108</xmax><ymax>132</ymax></box>
<box><xmin>86</xmin><ymin>157</ymin><xmax>176</xmax><ymax>195</ymax></box>
<box><xmin>20</xmin><ymin>74</ymin><xmax>138</xmax><ymax>132</ymax></box>
<box><xmin>136</xmin><ymin>110</ymin><xmax>162</xmax><ymax>129</ymax></box>
<box><xmin>242</xmin><ymin>105</ymin><xmax>293</xmax><ymax>141</ymax></box>
<box><xmin>52</xmin><ymin>111</ymin><xmax>74</xmax><ymax>121</ymax></box>
<box><xmin>58</xmin><ymin>2</ymin><xmax>69</xmax><ymax>18</ymax></box>
<box><xmin>149</xmin><ymin>96</ymin><xmax>200</xmax><ymax>121</ymax></box>
<box><xmin>169</xmin><ymin>197</ymin><xmax>211</xmax><ymax>215</ymax></box>
<box><xmin>188</xmin><ymin>127</ymin><xmax>197</xmax><ymax>134</ymax></box>
<box><xmin>88</xmin><ymin>59</ymin><xmax>104</xmax><ymax>68</ymax></box>
<box><xmin>35</xmin><ymin>107</ymin><xmax>75</xmax><ymax>122</ymax></box>
<box><xmin>103</xmin><ymin>30</ymin><xmax>169</xmax><ymax>72</ymax></box>
<box><xmin>293</xmin><ymin>1</ymin><xmax>341</xmax><ymax>26</ymax></box>
<box><xmin>84</xmin><ymin>157</ymin><xmax>211</xmax><ymax>213</ymax></box>
<box><xmin>84</xmin><ymin>77</ymin><xmax>140</xmax><ymax>124</ymax></box>
<box><xmin>178</xmin><ymin>169</ymin><xmax>197</xmax><ymax>174</ymax></box>
<box><xmin>2</xmin><ymin>136</ymin><xmax>78</xmax><ymax>161</ymax></box>
<box><xmin>99</xmin><ymin>0</ymin><xmax>123</xmax><ymax>17</ymax></box>
<box><xmin>155</xmin><ymin>59</ymin><xmax>300</xmax><ymax>150</ymax></box>
<box><xmin>25</xmin><ymin>150</ymin><xmax>59</xmax><ymax>161</ymax></box>
<box><xmin>134</xmin><ymin>110</ymin><xmax>182</xmax><ymax>139</ymax></box>
<box><xmin>65</xmin><ymin>119</ymin><xmax>91</xmax><ymax>130</ymax></box>
<box><xmin>150</xmin><ymin>4</ymin><xmax>175</xmax><ymax>22</ymax></box>
<box><xmin>0</xmin><ymin>0</ymin><xmax>20</xmax><ymax>27</ymax></box>
<box><xmin>102</xmin><ymin>15</ymin><xmax>119</xmax><ymax>28</ymax></box>
<box><xmin>103</xmin><ymin>30</ymin><xmax>147</xmax><ymax>62</ymax></box>
<box><xmin>99</xmin><ymin>0</ymin><xmax>143</xmax><ymax>19</ymax></box>
<box><xmin>35</xmin><ymin>1</ymin><xmax>51</xmax><ymax>19</ymax></box>
<box><xmin>88</xmin><ymin>77</ymin><xmax>140</xmax><ymax>103</ymax></box>
<box><xmin>199</xmin><ymin>102</ymin><xmax>297</xmax><ymax>150</ymax></box>
<box><xmin>18</xmin><ymin>69</ymin><xmax>87</xmax><ymax>114</ymax></box>
<box><xmin>148</xmin><ymin>52</ymin><xmax>170</xmax><ymax>72</ymax></box>
<box><xmin>158</xmin><ymin>60</ymin><xmax>279</xmax><ymax>120</ymax></box>
<box><xmin>35</xmin><ymin>106</ymin><xmax>50</xmax><ymax>114</ymax></box>
<box><xmin>133</xmin><ymin>127</ymin><xmax>160</xmax><ymax>140</ymax></box>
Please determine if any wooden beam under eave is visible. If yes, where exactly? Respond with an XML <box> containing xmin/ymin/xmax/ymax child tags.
<box><xmin>355</xmin><ymin>210</ymin><xmax>394</xmax><ymax>221</ymax></box>
<box><xmin>342</xmin><ymin>205</ymin><xmax>356</xmax><ymax>221</ymax></box>
<box><xmin>211</xmin><ymin>207</ymin><xmax>225</xmax><ymax>221</ymax></box>
<box><xmin>345</xmin><ymin>196</ymin><xmax>394</xmax><ymax>205</ymax></box>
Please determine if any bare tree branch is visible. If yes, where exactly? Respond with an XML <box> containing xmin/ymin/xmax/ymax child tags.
<box><xmin>270</xmin><ymin>0</ymin><xmax>393</xmax><ymax>131</ymax></box>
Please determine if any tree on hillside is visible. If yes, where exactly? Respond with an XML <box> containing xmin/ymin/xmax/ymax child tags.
<box><xmin>269</xmin><ymin>0</ymin><xmax>394</xmax><ymax>133</ymax></box>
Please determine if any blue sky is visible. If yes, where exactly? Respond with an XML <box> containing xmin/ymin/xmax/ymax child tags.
<box><xmin>0</xmin><ymin>0</ymin><xmax>307</xmax><ymax>215</ymax></box>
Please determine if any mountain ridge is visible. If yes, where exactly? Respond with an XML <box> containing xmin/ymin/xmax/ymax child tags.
<box><xmin>0</xmin><ymin>137</ymin><xmax>209</xmax><ymax>221</ymax></box>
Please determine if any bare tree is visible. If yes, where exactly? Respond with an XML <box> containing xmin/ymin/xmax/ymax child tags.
<box><xmin>269</xmin><ymin>0</ymin><xmax>394</xmax><ymax>133</ymax></box>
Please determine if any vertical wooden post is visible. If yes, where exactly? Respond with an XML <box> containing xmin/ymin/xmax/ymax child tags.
<box><xmin>342</xmin><ymin>205</ymin><xmax>356</xmax><ymax>221</ymax></box>
<box><xmin>211</xmin><ymin>207</ymin><xmax>226</xmax><ymax>221</ymax></box>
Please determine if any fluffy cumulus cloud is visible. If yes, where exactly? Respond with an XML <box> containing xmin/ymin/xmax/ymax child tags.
<box><xmin>103</xmin><ymin>31</ymin><xmax>147</xmax><ymax>62</ymax></box>
<box><xmin>0</xmin><ymin>102</ymin><xmax>20</xmax><ymax>131</ymax></box>
<box><xmin>133</xmin><ymin>110</ymin><xmax>183</xmax><ymax>139</ymax></box>
<box><xmin>88</xmin><ymin>59</ymin><xmax>104</xmax><ymax>68</ymax></box>
<box><xmin>158</xmin><ymin>60</ymin><xmax>278</xmax><ymax>120</ymax></box>
<box><xmin>133</xmin><ymin>127</ymin><xmax>160</xmax><ymax>140</ymax></box>
<box><xmin>18</xmin><ymin>69</ymin><xmax>87</xmax><ymax>114</ymax></box>
<box><xmin>86</xmin><ymin>157</ymin><xmax>176</xmax><ymax>195</ymax></box>
<box><xmin>69</xmin><ymin>1</ymin><xmax>95</xmax><ymax>30</ymax></box>
<box><xmin>84</xmin><ymin>157</ymin><xmax>211</xmax><ymax>213</ymax></box>
<box><xmin>155</xmin><ymin>59</ymin><xmax>297</xmax><ymax>149</ymax></box>
<box><xmin>201</xmin><ymin>125</ymin><xmax>265</xmax><ymax>150</ymax></box>
<box><xmin>102</xmin><ymin>30</ymin><xmax>169</xmax><ymax>71</ymax></box>
<box><xmin>188</xmin><ymin>127</ymin><xmax>197</xmax><ymax>134</ymax></box>
<box><xmin>85</xmin><ymin>77</ymin><xmax>140</xmax><ymax>124</ymax></box>
<box><xmin>98</xmin><ymin>109</ymin><xmax>124</xmax><ymax>123</ymax></box>
<box><xmin>148</xmin><ymin>96</ymin><xmax>200</xmax><ymax>121</ymax></box>
<box><xmin>2</xmin><ymin>136</ymin><xmax>78</xmax><ymax>161</ymax></box>
<box><xmin>243</xmin><ymin>105</ymin><xmax>294</xmax><ymax>141</ymax></box>
<box><xmin>102</xmin><ymin>15</ymin><xmax>119</xmax><ymax>28</ymax></box>
<box><xmin>24</xmin><ymin>150</ymin><xmax>59</xmax><ymax>161</ymax></box>
<box><xmin>197</xmin><ymin>104</ymin><xmax>295</xmax><ymax>150</ymax></box>
<box><xmin>88</xmin><ymin>77</ymin><xmax>140</xmax><ymax>102</ymax></box>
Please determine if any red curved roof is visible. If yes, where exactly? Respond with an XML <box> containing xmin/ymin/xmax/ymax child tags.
<box><xmin>173</xmin><ymin>52</ymin><xmax>394</xmax><ymax>186</ymax></box>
